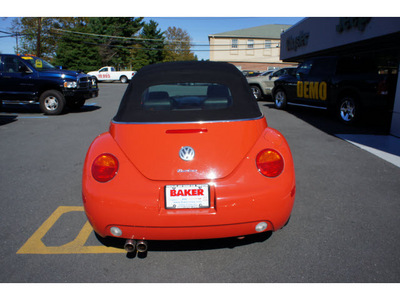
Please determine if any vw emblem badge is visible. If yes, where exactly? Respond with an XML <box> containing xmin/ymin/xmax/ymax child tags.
<box><xmin>179</xmin><ymin>146</ymin><xmax>195</xmax><ymax>161</ymax></box>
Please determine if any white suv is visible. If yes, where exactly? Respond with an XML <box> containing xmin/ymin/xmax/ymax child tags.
<box><xmin>247</xmin><ymin>68</ymin><xmax>296</xmax><ymax>100</ymax></box>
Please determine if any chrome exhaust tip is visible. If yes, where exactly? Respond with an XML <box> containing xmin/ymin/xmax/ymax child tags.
<box><xmin>136</xmin><ymin>240</ymin><xmax>148</xmax><ymax>253</ymax></box>
<box><xmin>124</xmin><ymin>239</ymin><xmax>137</xmax><ymax>253</ymax></box>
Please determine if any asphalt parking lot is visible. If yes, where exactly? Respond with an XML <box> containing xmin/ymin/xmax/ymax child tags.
<box><xmin>1</xmin><ymin>83</ymin><xmax>399</xmax><ymax>283</ymax></box>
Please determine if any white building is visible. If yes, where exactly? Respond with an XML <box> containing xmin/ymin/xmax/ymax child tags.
<box><xmin>209</xmin><ymin>24</ymin><xmax>297</xmax><ymax>71</ymax></box>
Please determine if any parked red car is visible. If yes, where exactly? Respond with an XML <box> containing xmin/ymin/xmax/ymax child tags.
<box><xmin>82</xmin><ymin>61</ymin><xmax>296</xmax><ymax>253</ymax></box>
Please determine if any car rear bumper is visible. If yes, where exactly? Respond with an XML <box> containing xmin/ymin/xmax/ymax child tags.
<box><xmin>83</xmin><ymin>185</ymin><xmax>295</xmax><ymax>240</ymax></box>
<box><xmin>103</xmin><ymin>221</ymin><xmax>276</xmax><ymax>241</ymax></box>
<box><xmin>83</xmin><ymin>159</ymin><xmax>295</xmax><ymax>241</ymax></box>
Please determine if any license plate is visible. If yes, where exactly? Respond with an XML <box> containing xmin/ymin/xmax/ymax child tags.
<box><xmin>165</xmin><ymin>184</ymin><xmax>210</xmax><ymax>209</ymax></box>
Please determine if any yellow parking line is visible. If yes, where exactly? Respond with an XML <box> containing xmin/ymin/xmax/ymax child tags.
<box><xmin>17</xmin><ymin>206</ymin><xmax>125</xmax><ymax>254</ymax></box>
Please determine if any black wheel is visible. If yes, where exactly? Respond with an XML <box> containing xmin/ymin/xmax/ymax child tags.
<box><xmin>39</xmin><ymin>90</ymin><xmax>66</xmax><ymax>115</ymax></box>
<box><xmin>67</xmin><ymin>97</ymin><xmax>86</xmax><ymax>110</ymax></box>
<box><xmin>250</xmin><ymin>85</ymin><xmax>263</xmax><ymax>100</ymax></box>
<box><xmin>274</xmin><ymin>89</ymin><xmax>287</xmax><ymax>109</ymax></box>
<box><xmin>338</xmin><ymin>95</ymin><xmax>358</xmax><ymax>124</ymax></box>
<box><xmin>120</xmin><ymin>76</ymin><xmax>128</xmax><ymax>83</ymax></box>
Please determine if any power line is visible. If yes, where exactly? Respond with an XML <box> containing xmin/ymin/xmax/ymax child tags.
<box><xmin>8</xmin><ymin>27</ymin><xmax>281</xmax><ymax>54</ymax></box>
<box><xmin>79</xmin><ymin>40</ymin><xmax>278</xmax><ymax>52</ymax></box>
<box><xmin>52</xmin><ymin>28</ymin><xmax>166</xmax><ymax>42</ymax></box>
<box><xmin>52</xmin><ymin>28</ymin><xmax>211</xmax><ymax>44</ymax></box>
<box><xmin>53</xmin><ymin>28</ymin><xmax>281</xmax><ymax>46</ymax></box>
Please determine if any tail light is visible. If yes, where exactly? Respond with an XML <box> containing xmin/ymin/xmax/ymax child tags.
<box><xmin>92</xmin><ymin>153</ymin><xmax>119</xmax><ymax>182</ymax></box>
<box><xmin>256</xmin><ymin>149</ymin><xmax>284</xmax><ymax>177</ymax></box>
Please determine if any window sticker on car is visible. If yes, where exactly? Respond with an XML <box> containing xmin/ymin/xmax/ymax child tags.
<box><xmin>35</xmin><ymin>59</ymin><xmax>43</xmax><ymax>69</ymax></box>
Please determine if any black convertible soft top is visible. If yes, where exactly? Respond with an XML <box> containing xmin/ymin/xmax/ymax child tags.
<box><xmin>113</xmin><ymin>61</ymin><xmax>262</xmax><ymax>123</ymax></box>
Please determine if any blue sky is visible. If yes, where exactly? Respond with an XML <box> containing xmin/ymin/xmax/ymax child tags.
<box><xmin>0</xmin><ymin>17</ymin><xmax>303</xmax><ymax>61</ymax></box>
<box><xmin>144</xmin><ymin>17</ymin><xmax>304</xmax><ymax>60</ymax></box>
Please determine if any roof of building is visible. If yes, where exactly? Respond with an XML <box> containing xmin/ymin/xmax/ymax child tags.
<box><xmin>209</xmin><ymin>24</ymin><xmax>293</xmax><ymax>39</ymax></box>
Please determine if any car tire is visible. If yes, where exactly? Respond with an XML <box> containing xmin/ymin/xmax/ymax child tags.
<box><xmin>338</xmin><ymin>95</ymin><xmax>359</xmax><ymax>124</ymax></box>
<box><xmin>274</xmin><ymin>89</ymin><xmax>287</xmax><ymax>109</ymax></box>
<box><xmin>120</xmin><ymin>76</ymin><xmax>128</xmax><ymax>83</ymax></box>
<box><xmin>250</xmin><ymin>85</ymin><xmax>263</xmax><ymax>100</ymax></box>
<box><xmin>39</xmin><ymin>90</ymin><xmax>66</xmax><ymax>115</ymax></box>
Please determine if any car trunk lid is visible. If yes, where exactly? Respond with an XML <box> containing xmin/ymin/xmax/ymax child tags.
<box><xmin>110</xmin><ymin>118</ymin><xmax>267</xmax><ymax>181</ymax></box>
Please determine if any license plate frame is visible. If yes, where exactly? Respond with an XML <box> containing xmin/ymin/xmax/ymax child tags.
<box><xmin>165</xmin><ymin>184</ymin><xmax>210</xmax><ymax>209</ymax></box>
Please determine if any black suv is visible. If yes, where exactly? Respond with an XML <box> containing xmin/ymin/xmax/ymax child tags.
<box><xmin>272</xmin><ymin>56</ymin><xmax>397</xmax><ymax>124</ymax></box>
<box><xmin>0</xmin><ymin>54</ymin><xmax>98</xmax><ymax>115</ymax></box>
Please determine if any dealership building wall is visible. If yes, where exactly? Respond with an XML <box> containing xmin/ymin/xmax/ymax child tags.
<box><xmin>279</xmin><ymin>17</ymin><xmax>400</xmax><ymax>137</ymax></box>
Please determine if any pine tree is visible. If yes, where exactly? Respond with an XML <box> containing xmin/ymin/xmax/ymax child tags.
<box><xmin>131</xmin><ymin>20</ymin><xmax>165</xmax><ymax>70</ymax></box>
<box><xmin>88</xmin><ymin>17</ymin><xmax>144</xmax><ymax>69</ymax></box>
<box><xmin>53</xmin><ymin>24</ymin><xmax>101</xmax><ymax>73</ymax></box>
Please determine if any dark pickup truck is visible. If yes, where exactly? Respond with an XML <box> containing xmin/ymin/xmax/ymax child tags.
<box><xmin>0</xmin><ymin>54</ymin><xmax>98</xmax><ymax>115</ymax></box>
<box><xmin>272</xmin><ymin>56</ymin><xmax>397</xmax><ymax>124</ymax></box>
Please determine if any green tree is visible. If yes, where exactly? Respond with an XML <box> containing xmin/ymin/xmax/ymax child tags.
<box><xmin>87</xmin><ymin>17</ymin><xmax>144</xmax><ymax>68</ymax></box>
<box><xmin>163</xmin><ymin>26</ymin><xmax>197</xmax><ymax>62</ymax></box>
<box><xmin>53</xmin><ymin>17</ymin><xmax>144</xmax><ymax>72</ymax></box>
<box><xmin>53</xmin><ymin>24</ymin><xmax>101</xmax><ymax>73</ymax></box>
<box><xmin>10</xmin><ymin>17</ymin><xmax>57</xmax><ymax>58</ymax></box>
<box><xmin>9</xmin><ymin>17</ymin><xmax>89</xmax><ymax>60</ymax></box>
<box><xmin>131</xmin><ymin>20</ymin><xmax>165</xmax><ymax>70</ymax></box>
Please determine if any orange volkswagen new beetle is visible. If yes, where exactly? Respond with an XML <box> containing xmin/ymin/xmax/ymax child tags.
<box><xmin>82</xmin><ymin>61</ymin><xmax>296</xmax><ymax>253</ymax></box>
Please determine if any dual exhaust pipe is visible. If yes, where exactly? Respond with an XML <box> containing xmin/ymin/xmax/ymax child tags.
<box><xmin>124</xmin><ymin>239</ymin><xmax>148</xmax><ymax>253</ymax></box>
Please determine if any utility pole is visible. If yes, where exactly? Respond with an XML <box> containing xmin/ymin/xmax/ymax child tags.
<box><xmin>15</xmin><ymin>32</ymin><xmax>19</xmax><ymax>55</ymax></box>
<box><xmin>36</xmin><ymin>17</ymin><xmax>42</xmax><ymax>57</ymax></box>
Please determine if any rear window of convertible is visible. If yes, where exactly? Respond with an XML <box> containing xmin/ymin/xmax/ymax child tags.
<box><xmin>141</xmin><ymin>83</ymin><xmax>233</xmax><ymax>111</ymax></box>
<box><xmin>113</xmin><ymin>61</ymin><xmax>262</xmax><ymax>123</ymax></box>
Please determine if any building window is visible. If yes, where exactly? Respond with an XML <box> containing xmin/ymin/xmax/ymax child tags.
<box><xmin>247</xmin><ymin>39</ymin><xmax>254</xmax><ymax>49</ymax></box>
<box><xmin>265</xmin><ymin>40</ymin><xmax>272</xmax><ymax>48</ymax></box>
<box><xmin>231</xmin><ymin>39</ymin><xmax>238</xmax><ymax>49</ymax></box>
